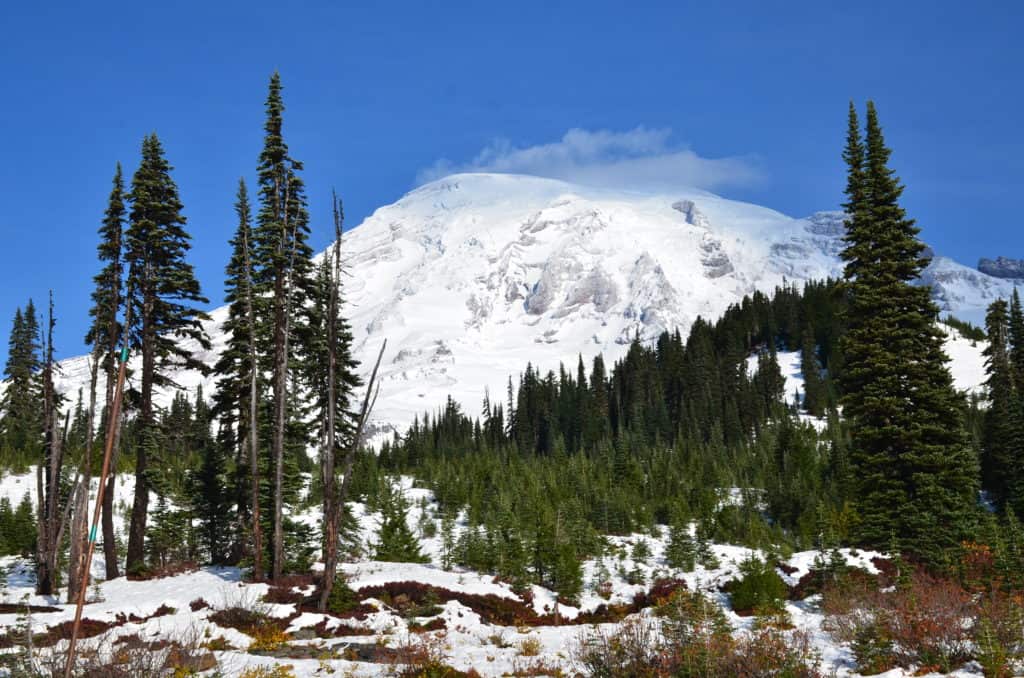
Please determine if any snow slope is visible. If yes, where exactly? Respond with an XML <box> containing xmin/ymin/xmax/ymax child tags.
<box><xmin>0</xmin><ymin>471</ymin><xmax>977</xmax><ymax>677</ymax></box>
<box><xmin>46</xmin><ymin>173</ymin><xmax>1010</xmax><ymax>434</ymax></box>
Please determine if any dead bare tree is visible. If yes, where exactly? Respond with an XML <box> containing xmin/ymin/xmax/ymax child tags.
<box><xmin>36</xmin><ymin>292</ymin><xmax>70</xmax><ymax>596</ymax></box>
<box><xmin>240</xmin><ymin>187</ymin><xmax>263</xmax><ymax>581</ymax></box>
<box><xmin>66</xmin><ymin>342</ymin><xmax>100</xmax><ymax>602</ymax></box>
<box><xmin>270</xmin><ymin>176</ymin><xmax>298</xmax><ymax>581</ymax></box>
<box><xmin>319</xmin><ymin>337</ymin><xmax>385</xmax><ymax>610</ymax></box>
<box><xmin>318</xmin><ymin>193</ymin><xmax>344</xmax><ymax>608</ymax></box>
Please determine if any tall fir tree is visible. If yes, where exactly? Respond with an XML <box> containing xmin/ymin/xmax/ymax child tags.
<box><xmin>1009</xmin><ymin>288</ymin><xmax>1024</xmax><ymax>382</ymax></box>
<box><xmin>123</xmin><ymin>133</ymin><xmax>210</xmax><ymax>573</ymax></box>
<box><xmin>800</xmin><ymin>326</ymin><xmax>826</xmax><ymax>417</ymax></box>
<box><xmin>838</xmin><ymin>101</ymin><xmax>978</xmax><ymax>566</ymax></box>
<box><xmin>251</xmin><ymin>72</ymin><xmax>315</xmax><ymax>580</ymax></box>
<box><xmin>212</xmin><ymin>178</ymin><xmax>264</xmax><ymax>575</ymax></box>
<box><xmin>981</xmin><ymin>299</ymin><xmax>1019</xmax><ymax>506</ymax></box>
<box><xmin>86</xmin><ymin>163</ymin><xmax>127</xmax><ymax>404</ymax></box>
<box><xmin>85</xmin><ymin>163</ymin><xmax>127</xmax><ymax>579</ymax></box>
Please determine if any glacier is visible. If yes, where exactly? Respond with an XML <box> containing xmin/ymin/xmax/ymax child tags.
<box><xmin>47</xmin><ymin>172</ymin><xmax>1011</xmax><ymax>435</ymax></box>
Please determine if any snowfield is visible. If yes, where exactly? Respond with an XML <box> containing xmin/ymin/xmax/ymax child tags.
<box><xmin>44</xmin><ymin>172</ymin><xmax>1013</xmax><ymax>441</ymax></box>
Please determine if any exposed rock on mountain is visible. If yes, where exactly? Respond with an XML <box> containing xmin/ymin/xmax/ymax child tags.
<box><xmin>978</xmin><ymin>256</ymin><xmax>1024</xmax><ymax>280</ymax></box>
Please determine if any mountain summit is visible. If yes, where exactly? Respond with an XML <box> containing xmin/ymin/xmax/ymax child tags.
<box><xmin>53</xmin><ymin>173</ymin><xmax>1008</xmax><ymax>433</ymax></box>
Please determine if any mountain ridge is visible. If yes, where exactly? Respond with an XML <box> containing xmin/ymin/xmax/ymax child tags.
<box><xmin>48</xmin><ymin>172</ymin><xmax>1004</xmax><ymax>435</ymax></box>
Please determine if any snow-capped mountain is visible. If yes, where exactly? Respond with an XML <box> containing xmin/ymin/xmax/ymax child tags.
<box><xmin>50</xmin><ymin>173</ymin><xmax>1011</xmax><ymax>434</ymax></box>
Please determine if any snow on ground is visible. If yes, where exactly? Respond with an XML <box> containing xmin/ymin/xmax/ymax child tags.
<box><xmin>747</xmin><ymin>323</ymin><xmax>988</xmax><ymax>415</ymax></box>
<box><xmin>0</xmin><ymin>469</ymin><xmax>989</xmax><ymax>677</ymax></box>
<box><xmin>0</xmin><ymin>318</ymin><xmax>995</xmax><ymax>676</ymax></box>
<box><xmin>942</xmin><ymin>325</ymin><xmax>988</xmax><ymax>395</ymax></box>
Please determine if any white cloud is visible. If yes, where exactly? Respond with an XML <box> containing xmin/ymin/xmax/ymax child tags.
<box><xmin>416</xmin><ymin>127</ymin><xmax>763</xmax><ymax>192</ymax></box>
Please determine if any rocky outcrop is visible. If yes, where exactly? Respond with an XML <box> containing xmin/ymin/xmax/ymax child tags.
<box><xmin>978</xmin><ymin>256</ymin><xmax>1024</xmax><ymax>280</ymax></box>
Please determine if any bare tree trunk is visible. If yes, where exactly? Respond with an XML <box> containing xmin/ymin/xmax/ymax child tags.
<box><xmin>101</xmin><ymin>234</ymin><xmax>123</xmax><ymax>580</ymax></box>
<box><xmin>101</xmin><ymin>371</ymin><xmax>126</xmax><ymax>580</ymax></box>
<box><xmin>67</xmin><ymin>484</ymin><xmax>88</xmax><ymax>602</ymax></box>
<box><xmin>36</xmin><ymin>293</ymin><xmax>68</xmax><ymax>596</ymax></box>
<box><xmin>271</xmin><ymin>178</ymin><xmax>294</xmax><ymax>581</ymax></box>
<box><xmin>319</xmin><ymin>340</ymin><xmax>385</xmax><ymax>610</ymax></box>
<box><xmin>243</xmin><ymin>218</ymin><xmax>263</xmax><ymax>580</ymax></box>
<box><xmin>101</xmin><ymin>439</ymin><xmax>121</xmax><ymax>579</ymax></box>
<box><xmin>35</xmin><ymin>463</ymin><xmax>46</xmax><ymax>592</ymax></box>
<box><xmin>319</xmin><ymin>195</ymin><xmax>342</xmax><ymax>609</ymax></box>
<box><xmin>67</xmin><ymin>349</ymin><xmax>100</xmax><ymax>602</ymax></box>
<box><xmin>126</xmin><ymin>273</ymin><xmax>154</xmax><ymax>573</ymax></box>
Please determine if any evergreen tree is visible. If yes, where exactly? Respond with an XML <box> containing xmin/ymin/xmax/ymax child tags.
<box><xmin>752</xmin><ymin>345</ymin><xmax>785</xmax><ymax>419</ymax></box>
<box><xmin>551</xmin><ymin>542</ymin><xmax>583</xmax><ymax>604</ymax></box>
<box><xmin>86</xmin><ymin>163</ymin><xmax>126</xmax><ymax>401</ymax></box>
<box><xmin>981</xmin><ymin>299</ymin><xmax>1020</xmax><ymax>508</ymax></box>
<box><xmin>251</xmin><ymin>72</ymin><xmax>314</xmax><ymax>580</ymax></box>
<box><xmin>665</xmin><ymin>519</ymin><xmax>697</xmax><ymax>572</ymax></box>
<box><xmin>123</xmin><ymin>133</ymin><xmax>210</xmax><ymax>574</ymax></box>
<box><xmin>12</xmin><ymin>494</ymin><xmax>35</xmax><ymax>557</ymax></box>
<box><xmin>1</xmin><ymin>301</ymin><xmax>43</xmax><ymax>466</ymax></box>
<box><xmin>839</xmin><ymin>101</ymin><xmax>978</xmax><ymax>565</ymax></box>
<box><xmin>440</xmin><ymin>512</ymin><xmax>456</xmax><ymax>570</ymax></box>
<box><xmin>191</xmin><ymin>388</ymin><xmax>234</xmax><ymax>565</ymax></box>
<box><xmin>147</xmin><ymin>494</ymin><xmax>191</xmax><ymax>568</ymax></box>
<box><xmin>374</xmin><ymin>481</ymin><xmax>428</xmax><ymax>563</ymax></box>
<box><xmin>85</xmin><ymin>167</ymin><xmax>126</xmax><ymax>579</ymax></box>
<box><xmin>1009</xmin><ymin>288</ymin><xmax>1024</xmax><ymax>381</ymax></box>
<box><xmin>800</xmin><ymin>326</ymin><xmax>826</xmax><ymax>417</ymax></box>
<box><xmin>211</xmin><ymin>178</ymin><xmax>264</xmax><ymax>575</ymax></box>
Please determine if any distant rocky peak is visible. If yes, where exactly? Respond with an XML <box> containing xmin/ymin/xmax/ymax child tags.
<box><xmin>978</xmin><ymin>256</ymin><xmax>1024</xmax><ymax>280</ymax></box>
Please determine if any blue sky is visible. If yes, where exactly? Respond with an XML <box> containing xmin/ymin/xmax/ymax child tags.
<box><xmin>2</xmin><ymin>1</ymin><xmax>1022</xmax><ymax>363</ymax></box>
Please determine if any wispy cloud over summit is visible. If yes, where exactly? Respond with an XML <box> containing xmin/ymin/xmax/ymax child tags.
<box><xmin>417</xmin><ymin>127</ymin><xmax>763</xmax><ymax>192</ymax></box>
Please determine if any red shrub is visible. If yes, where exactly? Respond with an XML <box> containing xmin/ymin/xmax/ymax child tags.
<box><xmin>822</xmin><ymin>568</ymin><xmax>977</xmax><ymax>674</ymax></box>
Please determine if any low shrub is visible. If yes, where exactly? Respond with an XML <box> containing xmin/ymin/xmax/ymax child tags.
<box><xmin>248</xmin><ymin>626</ymin><xmax>291</xmax><ymax>653</ymax></box>
<box><xmin>387</xmin><ymin>633</ymin><xmax>480</xmax><ymax>677</ymax></box>
<box><xmin>973</xmin><ymin>591</ymin><xmax>1024</xmax><ymax>678</ymax></box>
<box><xmin>822</xmin><ymin>569</ymin><xmax>977</xmax><ymax>674</ymax></box>
<box><xmin>575</xmin><ymin>597</ymin><xmax>823</xmax><ymax>678</ymax></box>
<box><xmin>209</xmin><ymin>606</ymin><xmax>271</xmax><ymax>634</ymax></box>
<box><xmin>325</xmin><ymin>577</ymin><xmax>362</xmax><ymax>615</ymax></box>
<box><xmin>572</xmin><ymin>618</ymin><xmax>668</xmax><ymax>678</ymax></box>
<box><xmin>724</xmin><ymin>628</ymin><xmax>822</xmax><ymax>678</ymax></box>
<box><xmin>238</xmin><ymin>665</ymin><xmax>298</xmax><ymax>678</ymax></box>
<box><xmin>725</xmin><ymin>556</ymin><xmax>788</xmax><ymax>615</ymax></box>
<box><xmin>518</xmin><ymin>636</ymin><xmax>542</xmax><ymax>657</ymax></box>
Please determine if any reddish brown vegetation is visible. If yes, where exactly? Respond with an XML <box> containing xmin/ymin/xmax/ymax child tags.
<box><xmin>125</xmin><ymin>561</ymin><xmax>199</xmax><ymax>581</ymax></box>
<box><xmin>821</xmin><ymin>567</ymin><xmax>1004</xmax><ymax>675</ymax></box>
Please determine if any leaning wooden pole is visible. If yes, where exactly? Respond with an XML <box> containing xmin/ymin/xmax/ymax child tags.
<box><xmin>63</xmin><ymin>307</ymin><xmax>131</xmax><ymax>678</ymax></box>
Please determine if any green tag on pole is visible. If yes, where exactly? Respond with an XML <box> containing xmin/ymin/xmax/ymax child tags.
<box><xmin>120</xmin><ymin>347</ymin><xmax>129</xmax><ymax>363</ymax></box>
<box><xmin>89</xmin><ymin>526</ymin><xmax>98</xmax><ymax>543</ymax></box>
